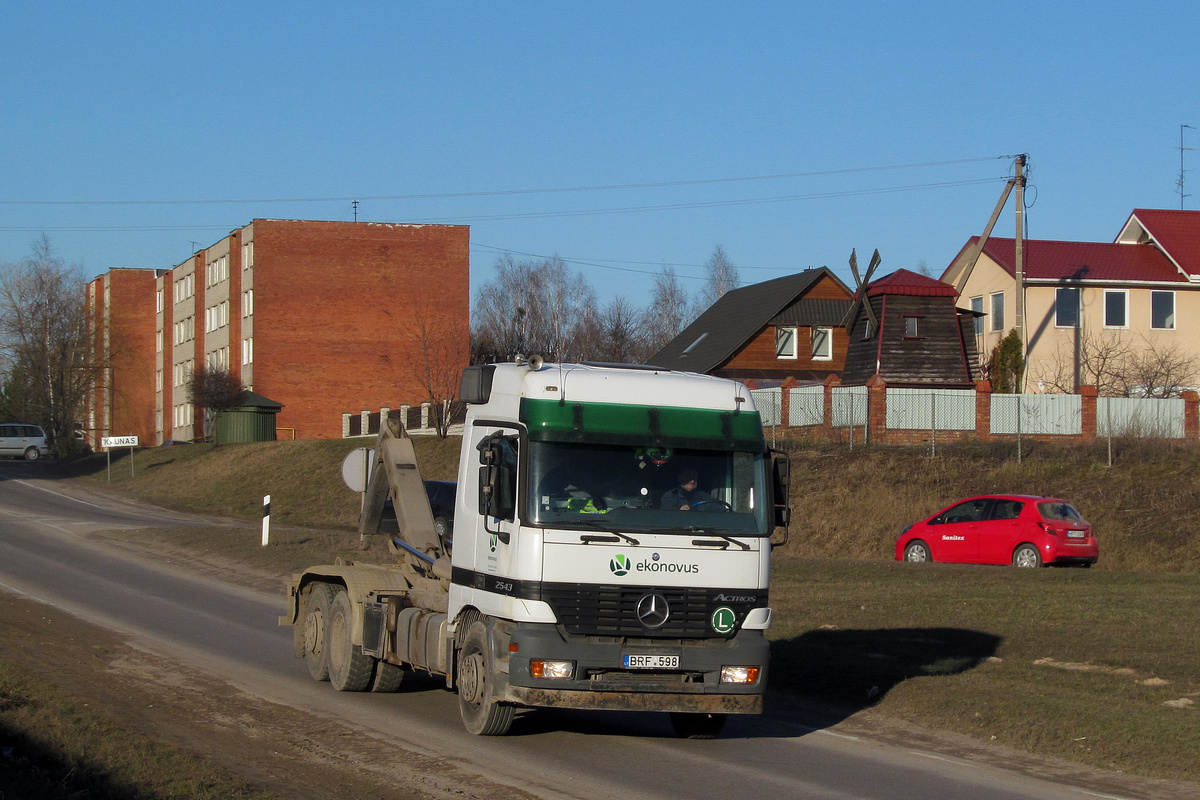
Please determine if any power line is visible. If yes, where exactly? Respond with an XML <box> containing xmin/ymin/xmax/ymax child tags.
<box><xmin>0</xmin><ymin>156</ymin><xmax>1010</xmax><ymax>206</ymax></box>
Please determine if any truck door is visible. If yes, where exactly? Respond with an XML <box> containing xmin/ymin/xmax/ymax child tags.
<box><xmin>472</xmin><ymin>428</ymin><xmax>521</xmax><ymax>597</ymax></box>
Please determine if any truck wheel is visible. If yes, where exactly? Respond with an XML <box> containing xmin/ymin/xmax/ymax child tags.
<box><xmin>302</xmin><ymin>583</ymin><xmax>336</xmax><ymax>681</ymax></box>
<box><xmin>370</xmin><ymin>660</ymin><xmax>407</xmax><ymax>693</ymax></box>
<box><xmin>328</xmin><ymin>589</ymin><xmax>374</xmax><ymax>691</ymax></box>
<box><xmin>670</xmin><ymin>712</ymin><xmax>727</xmax><ymax>739</ymax></box>
<box><xmin>457</xmin><ymin>620</ymin><xmax>514</xmax><ymax>735</ymax></box>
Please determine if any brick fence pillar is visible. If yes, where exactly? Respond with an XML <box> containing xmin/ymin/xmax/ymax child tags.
<box><xmin>1183</xmin><ymin>390</ymin><xmax>1199</xmax><ymax>440</ymax></box>
<box><xmin>866</xmin><ymin>374</ymin><xmax>887</xmax><ymax>444</ymax></box>
<box><xmin>823</xmin><ymin>374</ymin><xmax>840</xmax><ymax>430</ymax></box>
<box><xmin>780</xmin><ymin>376</ymin><xmax>799</xmax><ymax>429</ymax></box>
<box><xmin>1078</xmin><ymin>385</ymin><xmax>1097</xmax><ymax>441</ymax></box>
<box><xmin>974</xmin><ymin>380</ymin><xmax>992</xmax><ymax>441</ymax></box>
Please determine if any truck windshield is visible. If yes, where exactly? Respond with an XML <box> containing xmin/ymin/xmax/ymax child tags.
<box><xmin>527</xmin><ymin>440</ymin><xmax>769</xmax><ymax>535</ymax></box>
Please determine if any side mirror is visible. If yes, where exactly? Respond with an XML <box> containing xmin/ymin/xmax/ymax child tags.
<box><xmin>477</xmin><ymin>435</ymin><xmax>516</xmax><ymax>522</ymax></box>
<box><xmin>770</xmin><ymin>449</ymin><xmax>791</xmax><ymax>546</ymax></box>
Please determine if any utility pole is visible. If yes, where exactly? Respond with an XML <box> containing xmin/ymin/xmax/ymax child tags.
<box><xmin>1178</xmin><ymin>125</ymin><xmax>1195</xmax><ymax>210</ymax></box>
<box><xmin>352</xmin><ymin>200</ymin><xmax>359</xmax><ymax>222</ymax></box>
<box><xmin>1013</xmin><ymin>154</ymin><xmax>1027</xmax><ymax>384</ymax></box>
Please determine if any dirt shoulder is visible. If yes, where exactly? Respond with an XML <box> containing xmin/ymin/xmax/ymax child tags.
<box><xmin>0</xmin><ymin>589</ymin><xmax>539</xmax><ymax>800</ymax></box>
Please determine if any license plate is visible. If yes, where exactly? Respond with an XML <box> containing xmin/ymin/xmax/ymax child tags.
<box><xmin>1067</xmin><ymin>530</ymin><xmax>1086</xmax><ymax>539</ymax></box>
<box><xmin>624</xmin><ymin>654</ymin><xmax>679</xmax><ymax>669</ymax></box>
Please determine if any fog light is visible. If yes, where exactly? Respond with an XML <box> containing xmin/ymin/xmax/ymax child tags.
<box><xmin>720</xmin><ymin>666</ymin><xmax>760</xmax><ymax>684</ymax></box>
<box><xmin>530</xmin><ymin>659</ymin><xmax>575</xmax><ymax>679</ymax></box>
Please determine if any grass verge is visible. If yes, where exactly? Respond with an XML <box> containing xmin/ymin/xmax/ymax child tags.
<box><xmin>0</xmin><ymin>658</ymin><xmax>275</xmax><ymax>800</ymax></box>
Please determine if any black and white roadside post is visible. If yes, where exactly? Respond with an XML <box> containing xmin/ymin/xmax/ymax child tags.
<box><xmin>262</xmin><ymin>494</ymin><xmax>271</xmax><ymax>546</ymax></box>
<box><xmin>100</xmin><ymin>436</ymin><xmax>139</xmax><ymax>482</ymax></box>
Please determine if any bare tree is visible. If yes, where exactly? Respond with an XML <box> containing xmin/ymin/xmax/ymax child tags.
<box><xmin>0</xmin><ymin>235</ymin><xmax>93</xmax><ymax>456</ymax></box>
<box><xmin>642</xmin><ymin>264</ymin><xmax>691</xmax><ymax>358</ymax></box>
<box><xmin>692</xmin><ymin>244</ymin><xmax>740</xmax><ymax>315</ymax></box>
<box><xmin>406</xmin><ymin>300</ymin><xmax>469</xmax><ymax>438</ymax></box>
<box><xmin>186</xmin><ymin>364</ymin><xmax>244</xmax><ymax>443</ymax></box>
<box><xmin>585</xmin><ymin>296</ymin><xmax>648</xmax><ymax>364</ymax></box>
<box><xmin>1030</xmin><ymin>329</ymin><xmax>1199</xmax><ymax>397</ymax></box>
<box><xmin>472</xmin><ymin>254</ymin><xmax>597</xmax><ymax>362</ymax></box>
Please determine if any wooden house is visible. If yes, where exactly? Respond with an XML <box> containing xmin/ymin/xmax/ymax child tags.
<box><xmin>650</xmin><ymin>268</ymin><xmax>852</xmax><ymax>383</ymax></box>
<box><xmin>841</xmin><ymin>269</ymin><xmax>981</xmax><ymax>387</ymax></box>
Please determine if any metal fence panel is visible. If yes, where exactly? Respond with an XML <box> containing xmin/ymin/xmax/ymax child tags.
<box><xmin>885</xmin><ymin>388</ymin><xmax>976</xmax><ymax>431</ymax></box>
<box><xmin>1097</xmin><ymin>397</ymin><xmax>1185</xmax><ymax>438</ymax></box>
<box><xmin>750</xmin><ymin>388</ymin><xmax>782</xmax><ymax>427</ymax></box>
<box><xmin>990</xmin><ymin>393</ymin><xmax>1082</xmax><ymax>435</ymax></box>
<box><xmin>788</xmin><ymin>385</ymin><xmax>825</xmax><ymax>427</ymax></box>
<box><xmin>832</xmin><ymin>386</ymin><xmax>868</xmax><ymax>427</ymax></box>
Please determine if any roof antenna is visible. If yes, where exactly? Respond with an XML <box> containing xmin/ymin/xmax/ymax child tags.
<box><xmin>1178</xmin><ymin>125</ymin><xmax>1195</xmax><ymax>210</ymax></box>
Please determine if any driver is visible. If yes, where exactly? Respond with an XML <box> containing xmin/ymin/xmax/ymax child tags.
<box><xmin>660</xmin><ymin>468</ymin><xmax>706</xmax><ymax>510</ymax></box>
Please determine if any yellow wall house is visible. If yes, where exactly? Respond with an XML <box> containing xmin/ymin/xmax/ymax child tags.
<box><xmin>942</xmin><ymin>209</ymin><xmax>1200</xmax><ymax>396</ymax></box>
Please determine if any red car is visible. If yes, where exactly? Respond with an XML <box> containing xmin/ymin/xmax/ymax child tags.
<box><xmin>896</xmin><ymin>495</ymin><xmax>1098</xmax><ymax>568</ymax></box>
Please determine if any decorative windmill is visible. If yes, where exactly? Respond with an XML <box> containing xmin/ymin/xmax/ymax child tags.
<box><xmin>839</xmin><ymin>248</ymin><xmax>882</xmax><ymax>336</ymax></box>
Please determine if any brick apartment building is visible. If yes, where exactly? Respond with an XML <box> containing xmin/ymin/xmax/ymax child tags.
<box><xmin>85</xmin><ymin>219</ymin><xmax>470</xmax><ymax>447</ymax></box>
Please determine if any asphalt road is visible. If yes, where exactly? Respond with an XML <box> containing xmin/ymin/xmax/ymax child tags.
<box><xmin>0</xmin><ymin>463</ymin><xmax>1158</xmax><ymax>800</ymax></box>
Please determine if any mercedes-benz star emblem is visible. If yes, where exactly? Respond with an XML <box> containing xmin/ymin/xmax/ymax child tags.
<box><xmin>636</xmin><ymin>593</ymin><xmax>670</xmax><ymax>628</ymax></box>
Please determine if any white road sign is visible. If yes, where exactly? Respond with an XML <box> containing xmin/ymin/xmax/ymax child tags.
<box><xmin>101</xmin><ymin>436</ymin><xmax>139</xmax><ymax>448</ymax></box>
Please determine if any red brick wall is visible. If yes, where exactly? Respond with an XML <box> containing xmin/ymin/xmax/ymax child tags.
<box><xmin>250</xmin><ymin>220</ymin><xmax>470</xmax><ymax>439</ymax></box>
<box><xmin>86</xmin><ymin>270</ymin><xmax>160</xmax><ymax>447</ymax></box>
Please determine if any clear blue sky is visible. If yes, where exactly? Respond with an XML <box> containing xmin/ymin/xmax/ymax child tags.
<box><xmin>2</xmin><ymin>2</ymin><xmax>1197</xmax><ymax>308</ymax></box>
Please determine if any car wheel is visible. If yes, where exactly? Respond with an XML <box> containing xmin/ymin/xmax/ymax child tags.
<box><xmin>1013</xmin><ymin>544</ymin><xmax>1043</xmax><ymax>568</ymax></box>
<box><xmin>370</xmin><ymin>660</ymin><xmax>407</xmax><ymax>693</ymax></box>
<box><xmin>904</xmin><ymin>541</ymin><xmax>932</xmax><ymax>563</ymax></box>
<box><xmin>301</xmin><ymin>583</ymin><xmax>336</xmax><ymax>681</ymax></box>
<box><xmin>24</xmin><ymin>447</ymin><xmax>40</xmax><ymax>461</ymax></box>
<box><xmin>327</xmin><ymin>588</ymin><xmax>375</xmax><ymax>691</ymax></box>
<box><xmin>457</xmin><ymin>619</ymin><xmax>514</xmax><ymax>735</ymax></box>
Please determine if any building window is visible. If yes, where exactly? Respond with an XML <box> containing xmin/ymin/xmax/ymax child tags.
<box><xmin>242</xmin><ymin>241</ymin><xmax>254</xmax><ymax>270</ymax></box>
<box><xmin>970</xmin><ymin>296</ymin><xmax>983</xmax><ymax>336</ymax></box>
<box><xmin>242</xmin><ymin>337</ymin><xmax>254</xmax><ymax>365</ymax></box>
<box><xmin>156</xmin><ymin>289</ymin><xmax>163</xmax><ymax>313</ymax></box>
<box><xmin>242</xmin><ymin>289</ymin><xmax>254</xmax><ymax>318</ymax></box>
<box><xmin>904</xmin><ymin>316</ymin><xmax>920</xmax><ymax>338</ymax></box>
<box><xmin>156</xmin><ymin>370</ymin><xmax>162</xmax><ymax>392</ymax></box>
<box><xmin>156</xmin><ymin>330</ymin><xmax>163</xmax><ymax>353</ymax></box>
<box><xmin>1151</xmin><ymin>291</ymin><xmax>1175</xmax><ymax>330</ymax></box>
<box><xmin>1055</xmin><ymin>287</ymin><xmax>1080</xmax><ymax>328</ymax></box>
<box><xmin>811</xmin><ymin>327</ymin><xmax>832</xmax><ymax>361</ymax></box>
<box><xmin>775</xmin><ymin>326</ymin><xmax>797</xmax><ymax>359</ymax></box>
<box><xmin>1104</xmin><ymin>290</ymin><xmax>1128</xmax><ymax>328</ymax></box>
<box><xmin>990</xmin><ymin>292</ymin><xmax>1004</xmax><ymax>333</ymax></box>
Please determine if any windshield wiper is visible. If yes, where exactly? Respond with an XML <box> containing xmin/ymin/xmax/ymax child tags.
<box><xmin>691</xmin><ymin>533</ymin><xmax>751</xmax><ymax>551</ymax></box>
<box><xmin>580</xmin><ymin>531</ymin><xmax>641</xmax><ymax>546</ymax></box>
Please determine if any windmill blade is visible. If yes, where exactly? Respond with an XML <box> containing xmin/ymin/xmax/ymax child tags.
<box><xmin>848</xmin><ymin>248</ymin><xmax>862</xmax><ymax>288</ymax></box>
<box><xmin>863</xmin><ymin>249</ymin><xmax>882</xmax><ymax>283</ymax></box>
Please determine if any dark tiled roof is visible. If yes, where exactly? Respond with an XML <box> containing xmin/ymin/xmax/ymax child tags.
<box><xmin>975</xmin><ymin>237</ymin><xmax>1185</xmax><ymax>284</ymax></box>
<box><xmin>650</xmin><ymin>268</ymin><xmax>849</xmax><ymax>373</ymax></box>
<box><xmin>769</xmin><ymin>297</ymin><xmax>850</xmax><ymax>326</ymax></box>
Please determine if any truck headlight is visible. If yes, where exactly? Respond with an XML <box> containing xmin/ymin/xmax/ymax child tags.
<box><xmin>720</xmin><ymin>666</ymin><xmax>760</xmax><ymax>684</ymax></box>
<box><xmin>530</xmin><ymin>659</ymin><xmax>575</xmax><ymax>679</ymax></box>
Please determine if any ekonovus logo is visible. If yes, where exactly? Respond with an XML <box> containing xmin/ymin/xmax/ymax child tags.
<box><xmin>710</xmin><ymin>606</ymin><xmax>737</xmax><ymax>634</ymax></box>
<box><xmin>489</xmin><ymin>533</ymin><xmax>498</xmax><ymax>552</ymax></box>
<box><xmin>609</xmin><ymin>553</ymin><xmax>631</xmax><ymax>576</ymax></box>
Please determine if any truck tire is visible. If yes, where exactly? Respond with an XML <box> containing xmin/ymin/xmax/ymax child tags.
<box><xmin>670</xmin><ymin>712</ymin><xmax>727</xmax><ymax>739</ymax></box>
<box><xmin>457</xmin><ymin>620</ymin><xmax>515</xmax><ymax>735</ymax></box>
<box><xmin>370</xmin><ymin>660</ymin><xmax>407</xmax><ymax>693</ymax></box>
<box><xmin>302</xmin><ymin>583</ymin><xmax>336</xmax><ymax>681</ymax></box>
<box><xmin>328</xmin><ymin>588</ymin><xmax>374</xmax><ymax>691</ymax></box>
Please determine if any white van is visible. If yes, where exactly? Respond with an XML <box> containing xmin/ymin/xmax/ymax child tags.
<box><xmin>0</xmin><ymin>424</ymin><xmax>50</xmax><ymax>460</ymax></box>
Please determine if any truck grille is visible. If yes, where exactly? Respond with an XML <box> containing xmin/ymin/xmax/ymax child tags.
<box><xmin>539</xmin><ymin>584</ymin><xmax>756</xmax><ymax>638</ymax></box>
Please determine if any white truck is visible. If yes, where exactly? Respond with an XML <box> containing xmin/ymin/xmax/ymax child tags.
<box><xmin>282</xmin><ymin>360</ymin><xmax>790</xmax><ymax>737</ymax></box>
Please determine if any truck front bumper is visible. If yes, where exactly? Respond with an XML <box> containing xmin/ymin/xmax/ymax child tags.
<box><xmin>501</xmin><ymin>623</ymin><xmax>768</xmax><ymax>714</ymax></box>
